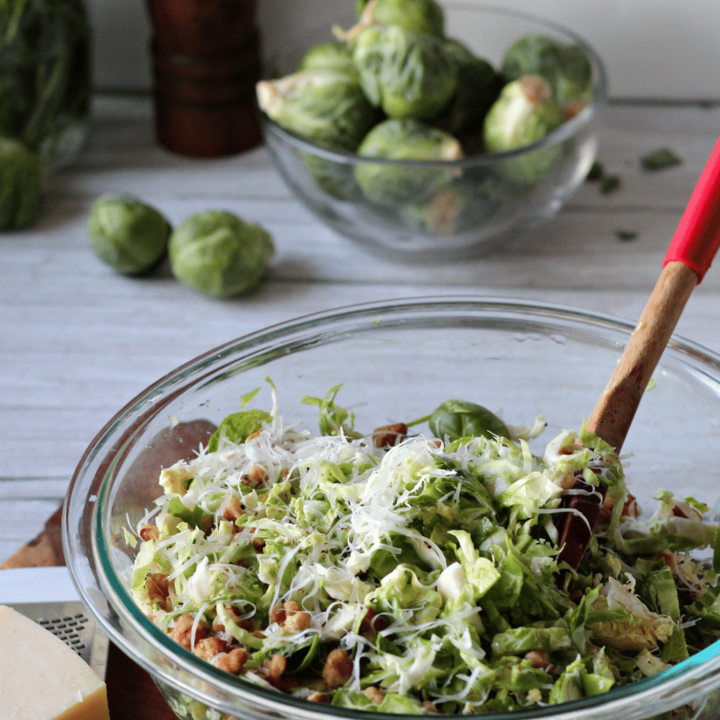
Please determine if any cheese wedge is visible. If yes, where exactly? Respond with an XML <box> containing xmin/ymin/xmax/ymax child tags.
<box><xmin>0</xmin><ymin>605</ymin><xmax>110</xmax><ymax>720</ymax></box>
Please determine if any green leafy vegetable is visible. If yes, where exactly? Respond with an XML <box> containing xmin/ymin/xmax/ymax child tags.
<box><xmin>302</xmin><ymin>384</ymin><xmax>361</xmax><ymax>437</ymax></box>
<box><xmin>429</xmin><ymin>399</ymin><xmax>509</xmax><ymax>442</ymax></box>
<box><xmin>206</xmin><ymin>409</ymin><xmax>273</xmax><ymax>453</ymax></box>
<box><xmin>0</xmin><ymin>0</ymin><xmax>90</xmax><ymax>169</ymax></box>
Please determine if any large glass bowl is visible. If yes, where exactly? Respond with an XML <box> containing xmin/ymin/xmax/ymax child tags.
<box><xmin>259</xmin><ymin>5</ymin><xmax>607</xmax><ymax>260</ymax></box>
<box><xmin>64</xmin><ymin>298</ymin><xmax>720</xmax><ymax>720</ymax></box>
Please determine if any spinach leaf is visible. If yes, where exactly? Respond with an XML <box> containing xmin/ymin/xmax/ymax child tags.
<box><xmin>429</xmin><ymin>399</ymin><xmax>509</xmax><ymax>442</ymax></box>
<box><xmin>206</xmin><ymin>409</ymin><xmax>272</xmax><ymax>453</ymax></box>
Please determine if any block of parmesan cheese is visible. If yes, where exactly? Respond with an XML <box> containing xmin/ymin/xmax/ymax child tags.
<box><xmin>0</xmin><ymin>605</ymin><xmax>110</xmax><ymax>720</ymax></box>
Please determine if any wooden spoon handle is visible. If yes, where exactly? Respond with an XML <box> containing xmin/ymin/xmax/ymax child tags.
<box><xmin>559</xmin><ymin>136</ymin><xmax>720</xmax><ymax>572</ymax></box>
<box><xmin>586</xmin><ymin>261</ymin><xmax>697</xmax><ymax>452</ymax></box>
<box><xmin>589</xmin><ymin>135</ymin><xmax>720</xmax><ymax>452</ymax></box>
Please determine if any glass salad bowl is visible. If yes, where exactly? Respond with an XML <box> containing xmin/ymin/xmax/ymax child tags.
<box><xmin>259</xmin><ymin>5</ymin><xmax>607</xmax><ymax>260</ymax></box>
<box><xmin>63</xmin><ymin>297</ymin><xmax>720</xmax><ymax>720</ymax></box>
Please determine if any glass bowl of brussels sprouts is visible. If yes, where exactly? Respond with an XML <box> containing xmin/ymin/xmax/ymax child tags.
<box><xmin>257</xmin><ymin>3</ymin><xmax>607</xmax><ymax>260</ymax></box>
<box><xmin>64</xmin><ymin>296</ymin><xmax>720</xmax><ymax>720</ymax></box>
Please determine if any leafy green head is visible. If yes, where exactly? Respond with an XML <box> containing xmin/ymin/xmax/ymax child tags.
<box><xmin>0</xmin><ymin>137</ymin><xmax>44</xmax><ymax>230</ymax></box>
<box><xmin>436</xmin><ymin>39</ymin><xmax>503</xmax><ymax>135</ymax></box>
<box><xmin>297</xmin><ymin>42</ymin><xmax>357</xmax><ymax>77</ymax></box>
<box><xmin>256</xmin><ymin>70</ymin><xmax>377</xmax><ymax>152</ymax></box>
<box><xmin>351</xmin><ymin>0</ymin><xmax>445</xmax><ymax>37</ymax></box>
<box><xmin>168</xmin><ymin>210</ymin><xmax>274</xmax><ymax>298</ymax></box>
<box><xmin>351</xmin><ymin>24</ymin><xmax>457</xmax><ymax>121</ymax></box>
<box><xmin>354</xmin><ymin>118</ymin><xmax>463</xmax><ymax>206</ymax></box>
<box><xmin>502</xmin><ymin>34</ymin><xmax>593</xmax><ymax>117</ymax></box>
<box><xmin>87</xmin><ymin>194</ymin><xmax>171</xmax><ymax>275</ymax></box>
<box><xmin>483</xmin><ymin>75</ymin><xmax>563</xmax><ymax>184</ymax></box>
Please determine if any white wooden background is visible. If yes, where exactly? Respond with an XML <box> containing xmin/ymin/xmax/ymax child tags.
<box><xmin>1</xmin><ymin>97</ymin><xmax>720</xmax><ymax>564</ymax></box>
<box><xmin>89</xmin><ymin>0</ymin><xmax>720</xmax><ymax>100</ymax></box>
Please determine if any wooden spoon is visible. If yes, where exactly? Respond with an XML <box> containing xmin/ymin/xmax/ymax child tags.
<box><xmin>558</xmin><ymin>136</ymin><xmax>720</xmax><ymax>570</ymax></box>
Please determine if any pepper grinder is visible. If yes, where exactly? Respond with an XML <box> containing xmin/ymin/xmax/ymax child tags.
<box><xmin>146</xmin><ymin>0</ymin><xmax>262</xmax><ymax>158</ymax></box>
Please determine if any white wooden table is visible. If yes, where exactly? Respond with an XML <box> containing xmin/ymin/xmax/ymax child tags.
<box><xmin>1</xmin><ymin>99</ymin><xmax>719</xmax><ymax>564</ymax></box>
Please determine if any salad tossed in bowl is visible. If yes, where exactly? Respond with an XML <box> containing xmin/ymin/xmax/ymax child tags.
<box><xmin>128</xmin><ymin>384</ymin><xmax>720</xmax><ymax>715</ymax></box>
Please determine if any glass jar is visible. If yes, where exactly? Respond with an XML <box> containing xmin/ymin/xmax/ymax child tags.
<box><xmin>0</xmin><ymin>0</ymin><xmax>91</xmax><ymax>173</ymax></box>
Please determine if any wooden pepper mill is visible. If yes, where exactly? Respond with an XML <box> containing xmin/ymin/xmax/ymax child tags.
<box><xmin>146</xmin><ymin>0</ymin><xmax>262</xmax><ymax>158</ymax></box>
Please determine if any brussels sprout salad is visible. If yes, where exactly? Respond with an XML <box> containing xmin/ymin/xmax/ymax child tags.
<box><xmin>129</xmin><ymin>385</ymin><xmax>720</xmax><ymax>715</ymax></box>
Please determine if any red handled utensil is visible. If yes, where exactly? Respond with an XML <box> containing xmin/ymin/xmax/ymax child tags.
<box><xmin>558</xmin><ymin>136</ymin><xmax>720</xmax><ymax>570</ymax></box>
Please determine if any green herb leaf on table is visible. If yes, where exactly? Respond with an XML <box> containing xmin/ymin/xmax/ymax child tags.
<box><xmin>615</xmin><ymin>230</ymin><xmax>638</xmax><ymax>242</ymax></box>
<box><xmin>586</xmin><ymin>161</ymin><xmax>604</xmax><ymax>181</ymax></box>
<box><xmin>600</xmin><ymin>174</ymin><xmax>620</xmax><ymax>194</ymax></box>
<box><xmin>640</xmin><ymin>148</ymin><xmax>682</xmax><ymax>171</ymax></box>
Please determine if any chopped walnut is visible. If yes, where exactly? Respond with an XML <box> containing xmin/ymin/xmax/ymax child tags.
<box><xmin>222</xmin><ymin>498</ymin><xmax>245</xmax><ymax>523</ymax></box>
<box><xmin>170</xmin><ymin>614</ymin><xmax>210</xmax><ymax>651</ymax></box>
<box><xmin>362</xmin><ymin>686</ymin><xmax>385</xmax><ymax>704</ymax></box>
<box><xmin>308</xmin><ymin>692</ymin><xmax>332</xmax><ymax>704</ymax></box>
<box><xmin>622</xmin><ymin>492</ymin><xmax>641</xmax><ymax>518</ymax></box>
<box><xmin>214</xmin><ymin>647</ymin><xmax>249</xmax><ymax>675</ymax></box>
<box><xmin>241</xmin><ymin>465</ymin><xmax>268</xmax><ymax>487</ymax></box>
<box><xmin>558</xmin><ymin>443</ymin><xmax>582</xmax><ymax>455</ymax></box>
<box><xmin>422</xmin><ymin>701</ymin><xmax>438</xmax><ymax>713</ymax></box>
<box><xmin>671</xmin><ymin>500</ymin><xmax>702</xmax><ymax>521</ymax></box>
<box><xmin>138</xmin><ymin>524</ymin><xmax>159</xmax><ymax>541</ymax></box>
<box><xmin>525</xmin><ymin>650</ymin><xmax>554</xmax><ymax>673</ymax></box>
<box><xmin>661</xmin><ymin>549</ymin><xmax>675</xmax><ymax>568</ymax></box>
<box><xmin>359</xmin><ymin>606</ymin><xmax>387</xmax><ymax>637</ymax></box>
<box><xmin>322</xmin><ymin>648</ymin><xmax>353</xmax><ymax>688</ymax></box>
<box><xmin>252</xmin><ymin>536</ymin><xmax>266</xmax><ymax>551</ymax></box>
<box><xmin>285</xmin><ymin>608</ymin><xmax>312</xmax><ymax>632</ymax></box>
<box><xmin>372</xmin><ymin>423</ymin><xmax>408</xmax><ymax>448</ymax></box>
<box><xmin>271</xmin><ymin>601</ymin><xmax>312</xmax><ymax>632</ymax></box>
<box><xmin>145</xmin><ymin>573</ymin><xmax>169</xmax><ymax>607</ymax></box>
<box><xmin>265</xmin><ymin>653</ymin><xmax>287</xmax><ymax>686</ymax></box>
<box><xmin>193</xmin><ymin>636</ymin><xmax>229</xmax><ymax>661</ymax></box>
<box><xmin>560</xmin><ymin>473</ymin><xmax>577</xmax><ymax>490</ymax></box>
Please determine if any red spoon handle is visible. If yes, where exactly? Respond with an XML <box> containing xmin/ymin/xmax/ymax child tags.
<box><xmin>663</xmin><ymin>135</ymin><xmax>720</xmax><ymax>281</ymax></box>
<box><xmin>559</xmin><ymin>136</ymin><xmax>720</xmax><ymax>571</ymax></box>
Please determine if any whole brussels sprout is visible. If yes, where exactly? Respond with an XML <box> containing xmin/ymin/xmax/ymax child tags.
<box><xmin>0</xmin><ymin>137</ymin><xmax>44</xmax><ymax>230</ymax></box>
<box><xmin>87</xmin><ymin>194</ymin><xmax>171</xmax><ymax>275</ymax></box>
<box><xmin>435</xmin><ymin>39</ymin><xmax>503</xmax><ymax>135</ymax></box>
<box><xmin>304</xmin><ymin>153</ymin><xmax>360</xmax><ymax>201</ymax></box>
<box><xmin>351</xmin><ymin>24</ymin><xmax>457</xmax><ymax>121</ymax></box>
<box><xmin>256</xmin><ymin>70</ymin><xmax>376</xmax><ymax>152</ymax></box>
<box><xmin>483</xmin><ymin>75</ymin><xmax>563</xmax><ymax>184</ymax></box>
<box><xmin>400</xmin><ymin>183</ymin><xmax>468</xmax><ymax>236</ymax></box>
<box><xmin>169</xmin><ymin>211</ymin><xmax>274</xmax><ymax>298</ymax></box>
<box><xmin>297</xmin><ymin>42</ymin><xmax>357</xmax><ymax>77</ymax></box>
<box><xmin>502</xmin><ymin>35</ymin><xmax>592</xmax><ymax>118</ymax></box>
<box><xmin>348</xmin><ymin>0</ymin><xmax>444</xmax><ymax>37</ymax></box>
<box><xmin>354</xmin><ymin>118</ymin><xmax>462</xmax><ymax>206</ymax></box>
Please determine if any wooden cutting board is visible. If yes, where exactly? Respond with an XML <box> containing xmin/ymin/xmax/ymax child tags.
<box><xmin>1</xmin><ymin>504</ymin><xmax>176</xmax><ymax>719</ymax></box>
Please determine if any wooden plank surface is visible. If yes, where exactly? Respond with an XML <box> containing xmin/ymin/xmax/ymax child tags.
<box><xmin>2</xmin><ymin>101</ymin><xmax>720</xmax><ymax>562</ymax></box>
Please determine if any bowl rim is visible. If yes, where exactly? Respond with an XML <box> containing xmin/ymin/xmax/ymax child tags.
<box><xmin>64</xmin><ymin>296</ymin><xmax>720</xmax><ymax>720</ymax></box>
<box><xmin>258</xmin><ymin>2</ymin><xmax>608</xmax><ymax>169</ymax></box>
